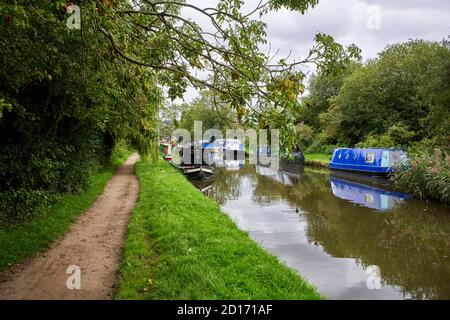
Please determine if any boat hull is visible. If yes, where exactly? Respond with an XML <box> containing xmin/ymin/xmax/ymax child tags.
<box><xmin>182</xmin><ymin>166</ymin><xmax>214</xmax><ymax>180</ymax></box>
<box><xmin>170</xmin><ymin>162</ymin><xmax>214</xmax><ymax>180</ymax></box>
<box><xmin>329</xmin><ymin>162</ymin><xmax>393</xmax><ymax>175</ymax></box>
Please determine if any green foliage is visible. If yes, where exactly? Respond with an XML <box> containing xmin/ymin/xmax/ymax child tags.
<box><xmin>0</xmin><ymin>1</ymin><xmax>158</xmax><ymax>222</ymax></box>
<box><xmin>115</xmin><ymin>159</ymin><xmax>323</xmax><ymax>300</ymax></box>
<box><xmin>305</xmin><ymin>141</ymin><xmax>336</xmax><ymax>155</ymax></box>
<box><xmin>0</xmin><ymin>98</ymin><xmax>12</xmax><ymax>118</ymax></box>
<box><xmin>269</xmin><ymin>0</ymin><xmax>319</xmax><ymax>13</ymax></box>
<box><xmin>91</xmin><ymin>0</ymin><xmax>359</xmax><ymax>155</ymax></box>
<box><xmin>304</xmin><ymin>39</ymin><xmax>449</xmax><ymax>159</ymax></box>
<box><xmin>356</xmin><ymin>123</ymin><xmax>416</xmax><ymax>148</ymax></box>
<box><xmin>356</xmin><ymin>133</ymin><xmax>395</xmax><ymax>149</ymax></box>
<box><xmin>321</xmin><ymin>40</ymin><xmax>450</xmax><ymax>146</ymax></box>
<box><xmin>395</xmin><ymin>150</ymin><xmax>450</xmax><ymax>205</ymax></box>
<box><xmin>177</xmin><ymin>91</ymin><xmax>237</xmax><ymax>136</ymax></box>
<box><xmin>311</xmin><ymin>34</ymin><xmax>362</xmax><ymax>75</ymax></box>
<box><xmin>302</xmin><ymin>63</ymin><xmax>360</xmax><ymax>128</ymax></box>
<box><xmin>0</xmin><ymin>0</ymin><xmax>363</xmax><ymax>220</ymax></box>
<box><xmin>109</xmin><ymin>140</ymin><xmax>134</xmax><ymax>167</ymax></box>
<box><xmin>0</xmin><ymin>132</ymin><xmax>104</xmax><ymax>224</ymax></box>
<box><xmin>296</xmin><ymin>123</ymin><xmax>315</xmax><ymax>150</ymax></box>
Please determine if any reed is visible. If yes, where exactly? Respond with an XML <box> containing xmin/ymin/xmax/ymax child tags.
<box><xmin>395</xmin><ymin>149</ymin><xmax>450</xmax><ymax>205</ymax></box>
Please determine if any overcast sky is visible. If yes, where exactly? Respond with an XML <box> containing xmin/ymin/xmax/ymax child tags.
<box><xmin>175</xmin><ymin>0</ymin><xmax>450</xmax><ymax>102</ymax></box>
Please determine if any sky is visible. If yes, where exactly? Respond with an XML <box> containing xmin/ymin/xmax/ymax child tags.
<box><xmin>175</xmin><ymin>0</ymin><xmax>450</xmax><ymax>102</ymax></box>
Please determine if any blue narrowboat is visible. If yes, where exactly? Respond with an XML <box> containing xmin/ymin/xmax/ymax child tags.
<box><xmin>329</xmin><ymin>148</ymin><xmax>407</xmax><ymax>174</ymax></box>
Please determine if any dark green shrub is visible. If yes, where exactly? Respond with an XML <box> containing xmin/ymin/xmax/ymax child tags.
<box><xmin>0</xmin><ymin>128</ymin><xmax>105</xmax><ymax>224</ymax></box>
<box><xmin>356</xmin><ymin>123</ymin><xmax>416</xmax><ymax>149</ymax></box>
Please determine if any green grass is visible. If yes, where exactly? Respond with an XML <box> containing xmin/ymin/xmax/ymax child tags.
<box><xmin>0</xmin><ymin>149</ymin><xmax>134</xmax><ymax>273</ymax></box>
<box><xmin>304</xmin><ymin>153</ymin><xmax>331</xmax><ymax>167</ymax></box>
<box><xmin>115</xmin><ymin>159</ymin><xmax>324</xmax><ymax>300</ymax></box>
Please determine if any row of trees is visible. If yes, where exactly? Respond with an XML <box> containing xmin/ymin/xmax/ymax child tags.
<box><xmin>297</xmin><ymin>39</ymin><xmax>450</xmax><ymax>203</ymax></box>
<box><xmin>299</xmin><ymin>39</ymin><xmax>450</xmax><ymax>153</ymax></box>
<box><xmin>174</xmin><ymin>39</ymin><xmax>449</xmax><ymax>156</ymax></box>
<box><xmin>160</xmin><ymin>90</ymin><xmax>237</xmax><ymax>140</ymax></box>
<box><xmin>1</xmin><ymin>0</ymin><xmax>359</xmax><ymax>222</ymax></box>
<box><xmin>0</xmin><ymin>1</ymin><xmax>162</xmax><ymax>222</ymax></box>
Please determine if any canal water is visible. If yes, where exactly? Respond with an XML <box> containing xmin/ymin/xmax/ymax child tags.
<box><xmin>191</xmin><ymin>162</ymin><xmax>450</xmax><ymax>300</ymax></box>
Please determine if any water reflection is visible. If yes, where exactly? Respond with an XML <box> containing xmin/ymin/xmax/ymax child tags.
<box><xmin>255</xmin><ymin>163</ymin><xmax>303</xmax><ymax>186</ymax></box>
<box><xmin>216</xmin><ymin>159</ymin><xmax>245</xmax><ymax>171</ymax></box>
<box><xmin>329</xmin><ymin>177</ymin><xmax>410</xmax><ymax>211</ymax></box>
<box><xmin>195</xmin><ymin>162</ymin><xmax>450</xmax><ymax>299</ymax></box>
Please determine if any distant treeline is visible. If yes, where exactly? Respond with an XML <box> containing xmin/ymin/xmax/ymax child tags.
<box><xmin>299</xmin><ymin>39</ymin><xmax>450</xmax><ymax>154</ymax></box>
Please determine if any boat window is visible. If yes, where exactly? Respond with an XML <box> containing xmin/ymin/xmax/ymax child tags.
<box><xmin>365</xmin><ymin>152</ymin><xmax>375</xmax><ymax>164</ymax></box>
<box><xmin>346</xmin><ymin>154</ymin><xmax>349</xmax><ymax>159</ymax></box>
<box><xmin>364</xmin><ymin>193</ymin><xmax>374</xmax><ymax>204</ymax></box>
<box><xmin>338</xmin><ymin>153</ymin><xmax>342</xmax><ymax>159</ymax></box>
<box><xmin>390</xmin><ymin>151</ymin><xmax>405</xmax><ymax>166</ymax></box>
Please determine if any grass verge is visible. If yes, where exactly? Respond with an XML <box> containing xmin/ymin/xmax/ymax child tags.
<box><xmin>304</xmin><ymin>153</ymin><xmax>331</xmax><ymax>167</ymax></box>
<box><xmin>115</xmin><ymin>159</ymin><xmax>324</xmax><ymax>300</ymax></box>
<box><xmin>0</xmin><ymin>148</ymin><xmax>134</xmax><ymax>272</ymax></box>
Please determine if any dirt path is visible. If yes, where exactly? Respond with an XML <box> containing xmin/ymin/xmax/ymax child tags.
<box><xmin>0</xmin><ymin>153</ymin><xmax>140</xmax><ymax>300</ymax></box>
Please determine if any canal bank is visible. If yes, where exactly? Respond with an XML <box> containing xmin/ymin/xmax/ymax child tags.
<box><xmin>115</xmin><ymin>160</ymin><xmax>323</xmax><ymax>300</ymax></box>
<box><xmin>304</xmin><ymin>153</ymin><xmax>330</xmax><ymax>168</ymax></box>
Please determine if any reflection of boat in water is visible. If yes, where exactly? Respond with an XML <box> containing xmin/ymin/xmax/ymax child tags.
<box><xmin>215</xmin><ymin>160</ymin><xmax>244</xmax><ymax>171</ymax></box>
<box><xmin>257</xmin><ymin>144</ymin><xmax>304</xmax><ymax>165</ymax></box>
<box><xmin>329</xmin><ymin>177</ymin><xmax>411</xmax><ymax>211</ymax></box>
<box><xmin>256</xmin><ymin>163</ymin><xmax>303</xmax><ymax>186</ymax></box>
<box><xmin>329</xmin><ymin>169</ymin><xmax>393</xmax><ymax>190</ymax></box>
<box><xmin>189</xmin><ymin>177</ymin><xmax>215</xmax><ymax>192</ymax></box>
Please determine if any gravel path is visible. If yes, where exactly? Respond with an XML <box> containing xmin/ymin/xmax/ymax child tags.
<box><xmin>0</xmin><ymin>153</ymin><xmax>140</xmax><ymax>300</ymax></box>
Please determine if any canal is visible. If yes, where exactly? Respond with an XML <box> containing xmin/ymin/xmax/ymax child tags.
<box><xmin>191</xmin><ymin>162</ymin><xmax>450</xmax><ymax>300</ymax></box>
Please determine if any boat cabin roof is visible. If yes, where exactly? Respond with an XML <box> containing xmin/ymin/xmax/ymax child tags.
<box><xmin>333</xmin><ymin>148</ymin><xmax>405</xmax><ymax>152</ymax></box>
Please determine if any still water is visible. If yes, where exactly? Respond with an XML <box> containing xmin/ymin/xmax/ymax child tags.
<box><xmin>191</xmin><ymin>162</ymin><xmax>450</xmax><ymax>300</ymax></box>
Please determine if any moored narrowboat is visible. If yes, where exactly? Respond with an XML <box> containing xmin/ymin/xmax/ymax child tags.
<box><xmin>257</xmin><ymin>144</ymin><xmax>304</xmax><ymax>165</ymax></box>
<box><xmin>159</xmin><ymin>142</ymin><xmax>174</xmax><ymax>161</ymax></box>
<box><xmin>171</xmin><ymin>163</ymin><xmax>214</xmax><ymax>180</ymax></box>
<box><xmin>170</xmin><ymin>142</ymin><xmax>214</xmax><ymax>180</ymax></box>
<box><xmin>329</xmin><ymin>148</ymin><xmax>407</xmax><ymax>175</ymax></box>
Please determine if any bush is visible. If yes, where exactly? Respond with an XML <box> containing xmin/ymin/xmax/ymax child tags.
<box><xmin>356</xmin><ymin>123</ymin><xmax>416</xmax><ymax>149</ymax></box>
<box><xmin>356</xmin><ymin>133</ymin><xmax>395</xmax><ymax>149</ymax></box>
<box><xmin>0</xmin><ymin>189</ymin><xmax>59</xmax><ymax>224</ymax></box>
<box><xmin>0</xmin><ymin>131</ymin><xmax>104</xmax><ymax>225</ymax></box>
<box><xmin>296</xmin><ymin>124</ymin><xmax>315</xmax><ymax>150</ymax></box>
<box><xmin>395</xmin><ymin>149</ymin><xmax>450</xmax><ymax>204</ymax></box>
<box><xmin>304</xmin><ymin>131</ymin><xmax>336</xmax><ymax>154</ymax></box>
<box><xmin>356</xmin><ymin>131</ymin><xmax>398</xmax><ymax>149</ymax></box>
